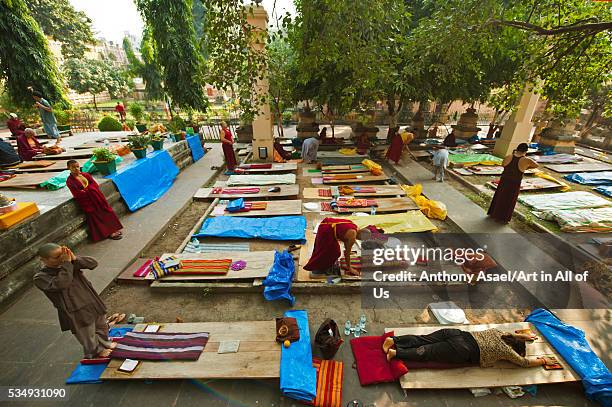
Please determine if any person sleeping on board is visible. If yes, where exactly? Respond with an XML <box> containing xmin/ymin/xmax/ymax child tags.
<box><xmin>384</xmin><ymin>328</ymin><xmax>557</xmax><ymax>367</ymax></box>
<box><xmin>304</xmin><ymin>218</ymin><xmax>376</xmax><ymax>278</ymax></box>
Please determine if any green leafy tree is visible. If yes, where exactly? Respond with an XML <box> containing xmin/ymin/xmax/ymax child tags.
<box><xmin>268</xmin><ymin>34</ymin><xmax>298</xmax><ymax>137</ymax></box>
<box><xmin>135</xmin><ymin>0</ymin><xmax>208</xmax><ymax>111</ymax></box>
<box><xmin>0</xmin><ymin>0</ymin><xmax>68</xmax><ymax>108</ymax></box>
<box><xmin>122</xmin><ymin>31</ymin><xmax>165</xmax><ymax>101</ymax></box>
<box><xmin>25</xmin><ymin>0</ymin><xmax>95</xmax><ymax>58</ymax></box>
<box><xmin>63</xmin><ymin>58</ymin><xmax>129</xmax><ymax>109</ymax></box>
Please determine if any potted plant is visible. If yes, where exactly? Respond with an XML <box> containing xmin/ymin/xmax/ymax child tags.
<box><xmin>167</xmin><ymin>116</ymin><xmax>187</xmax><ymax>141</ymax></box>
<box><xmin>150</xmin><ymin>133</ymin><xmax>165</xmax><ymax>151</ymax></box>
<box><xmin>92</xmin><ymin>148</ymin><xmax>118</xmax><ymax>175</ymax></box>
<box><xmin>129</xmin><ymin>102</ymin><xmax>147</xmax><ymax>132</ymax></box>
<box><xmin>127</xmin><ymin>134</ymin><xmax>151</xmax><ymax>159</ymax></box>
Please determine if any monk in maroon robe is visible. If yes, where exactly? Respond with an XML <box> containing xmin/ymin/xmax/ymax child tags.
<box><xmin>386</xmin><ymin>129</ymin><xmax>414</xmax><ymax>164</ymax></box>
<box><xmin>66</xmin><ymin>160</ymin><xmax>123</xmax><ymax>241</ymax></box>
<box><xmin>16</xmin><ymin>128</ymin><xmax>44</xmax><ymax>161</ymax></box>
<box><xmin>220</xmin><ymin>121</ymin><xmax>237</xmax><ymax>171</ymax></box>
<box><xmin>7</xmin><ymin>113</ymin><xmax>26</xmax><ymax>138</ymax></box>
<box><xmin>304</xmin><ymin>218</ymin><xmax>372</xmax><ymax>277</ymax></box>
<box><xmin>487</xmin><ymin>143</ymin><xmax>538</xmax><ymax>223</ymax></box>
<box><xmin>356</xmin><ymin>132</ymin><xmax>371</xmax><ymax>155</ymax></box>
<box><xmin>273</xmin><ymin>138</ymin><xmax>292</xmax><ymax>160</ymax></box>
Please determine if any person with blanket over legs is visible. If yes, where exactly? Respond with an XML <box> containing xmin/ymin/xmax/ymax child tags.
<box><xmin>34</xmin><ymin>244</ymin><xmax>117</xmax><ymax>359</ymax></box>
<box><xmin>304</xmin><ymin>218</ymin><xmax>374</xmax><ymax>277</ymax></box>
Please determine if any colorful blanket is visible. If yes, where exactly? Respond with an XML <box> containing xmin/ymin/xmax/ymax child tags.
<box><xmin>318</xmin><ymin>189</ymin><xmax>332</xmax><ymax>197</ymax></box>
<box><xmin>336</xmin><ymin>198</ymin><xmax>377</xmax><ymax>208</ymax></box>
<box><xmin>308</xmin><ymin>358</ymin><xmax>344</xmax><ymax>407</ymax></box>
<box><xmin>225</xmin><ymin>202</ymin><xmax>267</xmax><ymax>213</ymax></box>
<box><xmin>518</xmin><ymin>191</ymin><xmax>611</xmax><ymax>211</ymax></box>
<box><xmin>211</xmin><ymin>187</ymin><xmax>261</xmax><ymax>194</ymax></box>
<box><xmin>175</xmin><ymin>259</ymin><xmax>233</xmax><ymax>275</ymax></box>
<box><xmin>448</xmin><ymin>153</ymin><xmax>502</xmax><ymax>166</ymax></box>
<box><xmin>238</xmin><ymin>163</ymin><xmax>272</xmax><ymax>169</ymax></box>
<box><xmin>533</xmin><ymin>207</ymin><xmax>612</xmax><ymax>233</ymax></box>
<box><xmin>112</xmin><ymin>331</ymin><xmax>209</xmax><ymax>360</ymax></box>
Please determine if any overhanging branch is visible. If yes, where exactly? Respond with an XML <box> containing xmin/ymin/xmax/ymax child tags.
<box><xmin>490</xmin><ymin>19</ymin><xmax>612</xmax><ymax>35</ymax></box>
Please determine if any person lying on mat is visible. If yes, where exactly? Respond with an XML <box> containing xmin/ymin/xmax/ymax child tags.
<box><xmin>66</xmin><ymin>160</ymin><xmax>123</xmax><ymax>241</ymax></box>
<box><xmin>304</xmin><ymin>218</ymin><xmax>374</xmax><ymax>277</ymax></box>
<box><xmin>34</xmin><ymin>244</ymin><xmax>117</xmax><ymax>359</ymax></box>
<box><xmin>384</xmin><ymin>328</ymin><xmax>557</xmax><ymax>367</ymax></box>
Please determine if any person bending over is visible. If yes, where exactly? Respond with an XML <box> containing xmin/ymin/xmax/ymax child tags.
<box><xmin>384</xmin><ymin>328</ymin><xmax>557</xmax><ymax>368</ymax></box>
<box><xmin>34</xmin><ymin>244</ymin><xmax>116</xmax><ymax>359</ymax></box>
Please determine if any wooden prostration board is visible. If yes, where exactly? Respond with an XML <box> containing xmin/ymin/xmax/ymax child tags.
<box><xmin>101</xmin><ymin>321</ymin><xmax>280</xmax><ymax>380</ymax></box>
<box><xmin>237</xmin><ymin>162</ymin><xmax>297</xmax><ymax>173</ymax></box>
<box><xmin>322</xmin><ymin>174</ymin><xmax>389</xmax><ymax>184</ymax></box>
<box><xmin>386</xmin><ymin>322</ymin><xmax>580</xmax><ymax>390</ymax></box>
<box><xmin>194</xmin><ymin>182</ymin><xmax>299</xmax><ymax>200</ymax></box>
<box><xmin>9</xmin><ymin>160</ymin><xmax>55</xmax><ymax>169</ymax></box>
<box><xmin>11</xmin><ymin>159</ymin><xmax>88</xmax><ymax>173</ymax></box>
<box><xmin>33</xmin><ymin>149</ymin><xmax>94</xmax><ymax>160</ymax></box>
<box><xmin>546</xmin><ymin>163</ymin><xmax>612</xmax><ymax>173</ymax></box>
<box><xmin>0</xmin><ymin>172</ymin><xmax>63</xmax><ymax>188</ymax></box>
<box><xmin>212</xmin><ymin>199</ymin><xmax>303</xmax><ymax>217</ymax></box>
<box><xmin>148</xmin><ymin>251</ymin><xmax>275</xmax><ymax>281</ymax></box>
<box><xmin>303</xmin><ymin>185</ymin><xmax>406</xmax><ymax>199</ymax></box>
<box><xmin>321</xmin><ymin>197</ymin><xmax>418</xmax><ymax>213</ymax></box>
<box><xmin>487</xmin><ymin>177</ymin><xmax>565</xmax><ymax>191</ymax></box>
<box><xmin>321</xmin><ymin>164</ymin><xmax>368</xmax><ymax>174</ymax></box>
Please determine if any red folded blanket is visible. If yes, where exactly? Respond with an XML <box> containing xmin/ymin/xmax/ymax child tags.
<box><xmin>318</xmin><ymin>189</ymin><xmax>332</xmax><ymax>197</ymax></box>
<box><xmin>239</xmin><ymin>163</ymin><xmax>272</xmax><ymax>169</ymax></box>
<box><xmin>211</xmin><ymin>187</ymin><xmax>261</xmax><ymax>194</ymax></box>
<box><xmin>175</xmin><ymin>259</ymin><xmax>233</xmax><ymax>275</ymax></box>
<box><xmin>336</xmin><ymin>198</ymin><xmax>377</xmax><ymax>207</ymax></box>
<box><xmin>133</xmin><ymin>259</ymin><xmax>153</xmax><ymax>277</ymax></box>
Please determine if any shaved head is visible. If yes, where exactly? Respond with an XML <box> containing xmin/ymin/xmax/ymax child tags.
<box><xmin>38</xmin><ymin>243</ymin><xmax>61</xmax><ymax>258</ymax></box>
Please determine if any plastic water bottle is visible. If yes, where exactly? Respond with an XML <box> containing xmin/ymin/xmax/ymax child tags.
<box><xmin>104</xmin><ymin>138</ymin><xmax>110</xmax><ymax>147</ymax></box>
<box><xmin>370</xmin><ymin>205</ymin><xmax>376</xmax><ymax>215</ymax></box>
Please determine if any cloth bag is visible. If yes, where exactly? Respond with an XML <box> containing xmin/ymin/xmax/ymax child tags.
<box><xmin>314</xmin><ymin>319</ymin><xmax>343</xmax><ymax>359</ymax></box>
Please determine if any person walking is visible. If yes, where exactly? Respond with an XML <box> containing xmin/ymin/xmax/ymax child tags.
<box><xmin>31</xmin><ymin>91</ymin><xmax>60</xmax><ymax>139</ymax></box>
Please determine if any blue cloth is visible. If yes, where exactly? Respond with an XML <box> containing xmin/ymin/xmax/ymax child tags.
<box><xmin>66</xmin><ymin>363</ymin><xmax>108</xmax><ymax>384</ymax></box>
<box><xmin>595</xmin><ymin>186</ymin><xmax>612</xmax><ymax>197</ymax></box>
<box><xmin>263</xmin><ymin>250</ymin><xmax>295</xmax><ymax>305</ymax></box>
<box><xmin>106</xmin><ymin>149</ymin><xmax>179</xmax><ymax>211</ymax></box>
<box><xmin>109</xmin><ymin>326</ymin><xmax>133</xmax><ymax>338</ymax></box>
<box><xmin>226</xmin><ymin>198</ymin><xmax>245</xmax><ymax>212</ymax></box>
<box><xmin>565</xmin><ymin>172</ymin><xmax>612</xmax><ymax>186</ymax></box>
<box><xmin>280</xmin><ymin>310</ymin><xmax>317</xmax><ymax>402</ymax></box>
<box><xmin>193</xmin><ymin>216</ymin><xmax>307</xmax><ymax>241</ymax></box>
<box><xmin>525</xmin><ymin>309</ymin><xmax>612</xmax><ymax>405</ymax></box>
<box><xmin>186</xmin><ymin>135</ymin><xmax>205</xmax><ymax>162</ymax></box>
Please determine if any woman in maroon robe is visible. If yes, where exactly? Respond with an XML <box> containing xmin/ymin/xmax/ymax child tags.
<box><xmin>488</xmin><ymin>143</ymin><xmax>538</xmax><ymax>223</ymax></box>
<box><xmin>66</xmin><ymin>160</ymin><xmax>123</xmax><ymax>241</ymax></box>
<box><xmin>220</xmin><ymin>121</ymin><xmax>237</xmax><ymax>171</ymax></box>
<box><xmin>304</xmin><ymin>218</ymin><xmax>372</xmax><ymax>277</ymax></box>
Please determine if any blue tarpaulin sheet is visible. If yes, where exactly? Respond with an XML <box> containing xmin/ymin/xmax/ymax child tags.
<box><xmin>565</xmin><ymin>172</ymin><xmax>612</xmax><ymax>186</ymax></box>
<box><xmin>66</xmin><ymin>363</ymin><xmax>108</xmax><ymax>384</ymax></box>
<box><xmin>280</xmin><ymin>310</ymin><xmax>317</xmax><ymax>402</ymax></box>
<box><xmin>595</xmin><ymin>186</ymin><xmax>612</xmax><ymax>197</ymax></box>
<box><xmin>193</xmin><ymin>216</ymin><xmax>307</xmax><ymax>241</ymax></box>
<box><xmin>186</xmin><ymin>135</ymin><xmax>205</xmax><ymax>162</ymax></box>
<box><xmin>526</xmin><ymin>309</ymin><xmax>612</xmax><ymax>406</ymax></box>
<box><xmin>106</xmin><ymin>149</ymin><xmax>179</xmax><ymax>212</ymax></box>
<box><xmin>263</xmin><ymin>250</ymin><xmax>295</xmax><ymax>305</ymax></box>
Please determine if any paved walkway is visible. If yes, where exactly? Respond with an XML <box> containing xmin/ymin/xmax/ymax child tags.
<box><xmin>0</xmin><ymin>144</ymin><xmax>223</xmax><ymax>404</ymax></box>
<box><xmin>391</xmin><ymin>158</ymin><xmax>609</xmax><ymax>309</ymax></box>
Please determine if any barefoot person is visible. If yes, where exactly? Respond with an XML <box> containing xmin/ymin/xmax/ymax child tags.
<box><xmin>383</xmin><ymin>328</ymin><xmax>556</xmax><ymax>368</ymax></box>
<box><xmin>304</xmin><ymin>218</ymin><xmax>372</xmax><ymax>277</ymax></box>
<box><xmin>66</xmin><ymin>160</ymin><xmax>123</xmax><ymax>241</ymax></box>
<box><xmin>488</xmin><ymin>143</ymin><xmax>538</xmax><ymax>223</ymax></box>
<box><xmin>32</xmin><ymin>90</ymin><xmax>60</xmax><ymax>139</ymax></box>
<box><xmin>220</xmin><ymin>121</ymin><xmax>237</xmax><ymax>172</ymax></box>
<box><xmin>34</xmin><ymin>244</ymin><xmax>116</xmax><ymax>359</ymax></box>
<box><xmin>385</xmin><ymin>128</ymin><xmax>414</xmax><ymax>164</ymax></box>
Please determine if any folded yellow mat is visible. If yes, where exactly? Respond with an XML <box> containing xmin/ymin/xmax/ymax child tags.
<box><xmin>341</xmin><ymin>210</ymin><xmax>437</xmax><ymax>233</ymax></box>
<box><xmin>0</xmin><ymin>202</ymin><xmax>39</xmax><ymax>230</ymax></box>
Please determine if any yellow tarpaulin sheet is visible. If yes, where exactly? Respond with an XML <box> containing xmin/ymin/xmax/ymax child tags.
<box><xmin>400</xmin><ymin>184</ymin><xmax>448</xmax><ymax>220</ymax></box>
<box><xmin>341</xmin><ymin>211</ymin><xmax>437</xmax><ymax>233</ymax></box>
<box><xmin>361</xmin><ymin>159</ymin><xmax>383</xmax><ymax>175</ymax></box>
<box><xmin>339</xmin><ymin>148</ymin><xmax>357</xmax><ymax>155</ymax></box>
<box><xmin>534</xmin><ymin>171</ymin><xmax>571</xmax><ymax>192</ymax></box>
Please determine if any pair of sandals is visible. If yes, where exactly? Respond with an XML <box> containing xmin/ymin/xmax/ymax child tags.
<box><xmin>109</xmin><ymin>231</ymin><xmax>123</xmax><ymax>240</ymax></box>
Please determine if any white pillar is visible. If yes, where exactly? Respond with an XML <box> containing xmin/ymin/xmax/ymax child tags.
<box><xmin>247</xmin><ymin>6</ymin><xmax>274</xmax><ymax>162</ymax></box>
<box><xmin>493</xmin><ymin>86</ymin><xmax>540</xmax><ymax>157</ymax></box>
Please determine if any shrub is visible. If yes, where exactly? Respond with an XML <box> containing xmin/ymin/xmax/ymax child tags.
<box><xmin>167</xmin><ymin>115</ymin><xmax>187</xmax><ymax>133</ymax></box>
<box><xmin>92</xmin><ymin>147</ymin><xmax>116</xmax><ymax>162</ymax></box>
<box><xmin>125</xmin><ymin>119</ymin><xmax>135</xmax><ymax>130</ymax></box>
<box><xmin>128</xmin><ymin>102</ymin><xmax>145</xmax><ymax>123</ymax></box>
<box><xmin>282</xmin><ymin>111</ymin><xmax>292</xmax><ymax>123</ymax></box>
<box><xmin>54</xmin><ymin>109</ymin><xmax>72</xmax><ymax>126</ymax></box>
<box><xmin>127</xmin><ymin>134</ymin><xmax>151</xmax><ymax>150</ymax></box>
<box><xmin>98</xmin><ymin>116</ymin><xmax>123</xmax><ymax>132</ymax></box>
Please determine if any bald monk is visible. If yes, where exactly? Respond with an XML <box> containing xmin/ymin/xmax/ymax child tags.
<box><xmin>386</xmin><ymin>128</ymin><xmax>414</xmax><ymax>164</ymax></box>
<box><xmin>34</xmin><ymin>244</ymin><xmax>116</xmax><ymax>359</ymax></box>
<box><xmin>304</xmin><ymin>218</ymin><xmax>372</xmax><ymax>277</ymax></box>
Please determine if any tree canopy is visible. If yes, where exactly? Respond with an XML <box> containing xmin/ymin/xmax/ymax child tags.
<box><xmin>25</xmin><ymin>0</ymin><xmax>95</xmax><ymax>59</ymax></box>
<box><xmin>63</xmin><ymin>58</ymin><xmax>129</xmax><ymax>109</ymax></box>
<box><xmin>136</xmin><ymin>0</ymin><xmax>208</xmax><ymax>111</ymax></box>
<box><xmin>0</xmin><ymin>0</ymin><xmax>68</xmax><ymax>108</ymax></box>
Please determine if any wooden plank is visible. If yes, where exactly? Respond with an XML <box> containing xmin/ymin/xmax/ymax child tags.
<box><xmin>194</xmin><ymin>183</ymin><xmax>299</xmax><ymax>200</ymax></box>
<box><xmin>8</xmin><ymin>160</ymin><xmax>55</xmax><ymax>169</ymax></box>
<box><xmin>469</xmin><ymin>166</ymin><xmax>537</xmax><ymax>176</ymax></box>
<box><xmin>0</xmin><ymin>172</ymin><xmax>63</xmax><ymax>188</ymax></box>
<box><xmin>487</xmin><ymin>177</ymin><xmax>565</xmax><ymax>191</ymax></box>
<box><xmin>115</xmin><ymin>259</ymin><xmax>153</xmax><ymax>285</ymax></box>
<box><xmin>322</xmin><ymin>174</ymin><xmax>389</xmax><ymax>184</ymax></box>
<box><xmin>317</xmin><ymin>197</ymin><xmax>418</xmax><ymax>213</ymax></box>
<box><xmin>10</xmin><ymin>159</ymin><xmax>88</xmax><ymax>173</ymax></box>
<box><xmin>303</xmin><ymin>185</ymin><xmax>406</xmax><ymax>199</ymax></box>
<box><xmin>321</xmin><ymin>165</ymin><xmax>368</xmax><ymax>174</ymax></box>
<box><xmin>237</xmin><ymin>162</ymin><xmax>297</xmax><ymax>173</ymax></box>
<box><xmin>33</xmin><ymin>149</ymin><xmax>94</xmax><ymax>160</ymax></box>
<box><xmin>211</xmin><ymin>199</ymin><xmax>303</xmax><ymax>217</ymax></box>
<box><xmin>101</xmin><ymin>321</ymin><xmax>280</xmax><ymax>380</ymax></box>
<box><xmin>146</xmin><ymin>251</ymin><xmax>275</xmax><ymax>281</ymax></box>
<box><xmin>385</xmin><ymin>323</ymin><xmax>581</xmax><ymax>390</ymax></box>
<box><xmin>546</xmin><ymin>163</ymin><xmax>612</xmax><ymax>173</ymax></box>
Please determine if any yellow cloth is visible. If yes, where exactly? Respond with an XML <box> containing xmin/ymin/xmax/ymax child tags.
<box><xmin>400</xmin><ymin>131</ymin><xmax>414</xmax><ymax>144</ymax></box>
<box><xmin>400</xmin><ymin>184</ymin><xmax>447</xmax><ymax>220</ymax></box>
<box><xmin>361</xmin><ymin>159</ymin><xmax>383</xmax><ymax>176</ymax></box>
<box><xmin>339</xmin><ymin>148</ymin><xmax>357</xmax><ymax>155</ymax></box>
<box><xmin>341</xmin><ymin>211</ymin><xmax>437</xmax><ymax>233</ymax></box>
<box><xmin>339</xmin><ymin>185</ymin><xmax>355</xmax><ymax>195</ymax></box>
<box><xmin>533</xmin><ymin>171</ymin><xmax>571</xmax><ymax>192</ymax></box>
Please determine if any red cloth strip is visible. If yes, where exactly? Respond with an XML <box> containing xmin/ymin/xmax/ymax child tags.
<box><xmin>318</xmin><ymin>189</ymin><xmax>332</xmax><ymax>197</ymax></box>
<box><xmin>133</xmin><ymin>259</ymin><xmax>153</xmax><ymax>277</ymax></box>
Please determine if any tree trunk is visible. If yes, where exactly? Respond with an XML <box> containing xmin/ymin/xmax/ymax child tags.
<box><xmin>92</xmin><ymin>94</ymin><xmax>98</xmax><ymax>110</ymax></box>
<box><xmin>604</xmin><ymin>133</ymin><xmax>612</xmax><ymax>150</ymax></box>
<box><xmin>579</xmin><ymin>107</ymin><xmax>601</xmax><ymax>140</ymax></box>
